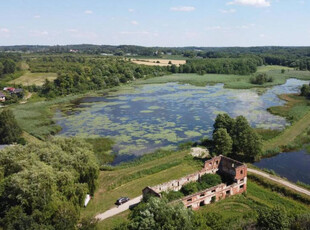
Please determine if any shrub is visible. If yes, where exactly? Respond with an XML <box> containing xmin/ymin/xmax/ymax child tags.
<box><xmin>181</xmin><ymin>182</ymin><xmax>199</xmax><ymax>196</ymax></box>
<box><xmin>250</xmin><ymin>73</ymin><xmax>273</xmax><ymax>85</ymax></box>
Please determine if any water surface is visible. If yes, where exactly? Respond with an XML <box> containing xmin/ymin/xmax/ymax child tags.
<box><xmin>55</xmin><ymin>78</ymin><xmax>308</xmax><ymax>160</ymax></box>
<box><xmin>254</xmin><ymin>149</ymin><xmax>310</xmax><ymax>184</ymax></box>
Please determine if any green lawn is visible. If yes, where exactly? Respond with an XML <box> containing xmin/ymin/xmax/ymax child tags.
<box><xmin>136</xmin><ymin>65</ymin><xmax>310</xmax><ymax>89</ymax></box>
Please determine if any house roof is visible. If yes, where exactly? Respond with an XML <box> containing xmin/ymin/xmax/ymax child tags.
<box><xmin>13</xmin><ymin>88</ymin><xmax>23</xmax><ymax>93</ymax></box>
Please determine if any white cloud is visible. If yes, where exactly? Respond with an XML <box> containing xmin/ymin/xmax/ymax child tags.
<box><xmin>84</xmin><ymin>10</ymin><xmax>93</xmax><ymax>14</ymax></box>
<box><xmin>170</xmin><ymin>6</ymin><xmax>195</xmax><ymax>12</ymax></box>
<box><xmin>128</xmin><ymin>9</ymin><xmax>135</xmax><ymax>12</ymax></box>
<box><xmin>227</xmin><ymin>0</ymin><xmax>271</xmax><ymax>7</ymax></box>
<box><xmin>260</xmin><ymin>33</ymin><xmax>266</xmax><ymax>38</ymax></box>
<box><xmin>30</xmin><ymin>30</ymin><xmax>49</xmax><ymax>36</ymax></box>
<box><xmin>205</xmin><ymin>26</ymin><xmax>222</xmax><ymax>31</ymax></box>
<box><xmin>220</xmin><ymin>9</ymin><xmax>236</xmax><ymax>13</ymax></box>
<box><xmin>34</xmin><ymin>15</ymin><xmax>40</xmax><ymax>19</ymax></box>
<box><xmin>131</xmin><ymin>20</ymin><xmax>138</xmax><ymax>25</ymax></box>
<box><xmin>68</xmin><ymin>29</ymin><xmax>78</xmax><ymax>33</ymax></box>
<box><xmin>120</xmin><ymin>31</ymin><xmax>154</xmax><ymax>36</ymax></box>
<box><xmin>0</xmin><ymin>28</ymin><xmax>9</xmax><ymax>33</ymax></box>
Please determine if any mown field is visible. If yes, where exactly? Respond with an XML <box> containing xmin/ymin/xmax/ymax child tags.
<box><xmin>85</xmin><ymin>150</ymin><xmax>310</xmax><ymax>230</ymax></box>
<box><xmin>9</xmin><ymin>71</ymin><xmax>58</xmax><ymax>86</ymax></box>
<box><xmin>136</xmin><ymin>65</ymin><xmax>310</xmax><ymax>89</ymax></box>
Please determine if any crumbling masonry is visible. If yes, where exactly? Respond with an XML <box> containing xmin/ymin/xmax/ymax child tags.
<box><xmin>142</xmin><ymin>155</ymin><xmax>247</xmax><ymax>210</ymax></box>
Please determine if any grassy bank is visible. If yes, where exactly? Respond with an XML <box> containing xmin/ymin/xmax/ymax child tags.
<box><xmin>263</xmin><ymin>94</ymin><xmax>310</xmax><ymax>153</ymax></box>
<box><xmin>10</xmin><ymin>95</ymin><xmax>81</xmax><ymax>139</ymax></box>
<box><xmin>136</xmin><ymin>66</ymin><xmax>310</xmax><ymax>89</ymax></box>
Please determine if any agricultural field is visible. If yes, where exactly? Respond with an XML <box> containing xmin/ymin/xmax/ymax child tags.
<box><xmin>9</xmin><ymin>71</ymin><xmax>58</xmax><ymax>86</ymax></box>
<box><xmin>131</xmin><ymin>58</ymin><xmax>186</xmax><ymax>66</ymax></box>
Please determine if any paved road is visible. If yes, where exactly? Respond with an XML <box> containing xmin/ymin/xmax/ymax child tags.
<box><xmin>95</xmin><ymin>169</ymin><xmax>310</xmax><ymax>222</ymax></box>
<box><xmin>248</xmin><ymin>168</ymin><xmax>310</xmax><ymax>196</ymax></box>
<box><xmin>95</xmin><ymin>195</ymin><xmax>142</xmax><ymax>221</ymax></box>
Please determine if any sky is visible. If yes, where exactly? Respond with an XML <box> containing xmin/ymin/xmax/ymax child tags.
<box><xmin>0</xmin><ymin>0</ymin><xmax>309</xmax><ymax>47</ymax></box>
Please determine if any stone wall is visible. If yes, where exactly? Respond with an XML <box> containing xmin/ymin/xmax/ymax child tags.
<box><xmin>142</xmin><ymin>155</ymin><xmax>247</xmax><ymax>210</ymax></box>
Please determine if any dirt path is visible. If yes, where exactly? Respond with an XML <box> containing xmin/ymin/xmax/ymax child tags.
<box><xmin>248</xmin><ymin>168</ymin><xmax>310</xmax><ymax>196</ymax></box>
<box><xmin>95</xmin><ymin>196</ymin><xmax>142</xmax><ymax>221</ymax></box>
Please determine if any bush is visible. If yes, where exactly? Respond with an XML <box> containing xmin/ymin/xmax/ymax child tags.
<box><xmin>163</xmin><ymin>191</ymin><xmax>184</xmax><ymax>202</ymax></box>
<box><xmin>250</xmin><ymin>73</ymin><xmax>273</xmax><ymax>85</ymax></box>
<box><xmin>181</xmin><ymin>182</ymin><xmax>199</xmax><ymax>196</ymax></box>
<box><xmin>199</xmin><ymin>174</ymin><xmax>222</xmax><ymax>190</ymax></box>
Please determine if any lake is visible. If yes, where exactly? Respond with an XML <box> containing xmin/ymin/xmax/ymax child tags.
<box><xmin>254</xmin><ymin>149</ymin><xmax>310</xmax><ymax>184</ymax></box>
<box><xmin>55</xmin><ymin>78</ymin><xmax>308</xmax><ymax>163</ymax></box>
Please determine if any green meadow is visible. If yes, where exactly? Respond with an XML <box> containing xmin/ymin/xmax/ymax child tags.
<box><xmin>136</xmin><ymin>66</ymin><xmax>310</xmax><ymax>89</ymax></box>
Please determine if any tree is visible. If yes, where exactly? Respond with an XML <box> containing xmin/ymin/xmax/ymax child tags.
<box><xmin>3</xmin><ymin>59</ymin><xmax>16</xmax><ymax>74</ymax></box>
<box><xmin>0</xmin><ymin>109</ymin><xmax>22</xmax><ymax>144</ymax></box>
<box><xmin>300</xmin><ymin>84</ymin><xmax>310</xmax><ymax>97</ymax></box>
<box><xmin>232</xmin><ymin>116</ymin><xmax>262</xmax><ymax>159</ymax></box>
<box><xmin>257</xmin><ymin>206</ymin><xmax>290</xmax><ymax>230</ymax></box>
<box><xmin>212</xmin><ymin>128</ymin><xmax>233</xmax><ymax>156</ymax></box>
<box><xmin>120</xmin><ymin>197</ymin><xmax>196</xmax><ymax>230</ymax></box>
<box><xmin>213</xmin><ymin>113</ymin><xmax>235</xmax><ymax>135</ymax></box>
<box><xmin>0</xmin><ymin>62</ymin><xmax>4</xmax><ymax>76</ymax></box>
<box><xmin>0</xmin><ymin>138</ymin><xmax>99</xmax><ymax>229</ymax></box>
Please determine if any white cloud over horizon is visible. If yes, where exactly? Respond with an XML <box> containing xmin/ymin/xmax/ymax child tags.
<box><xmin>170</xmin><ymin>6</ymin><xmax>196</xmax><ymax>12</ymax></box>
<box><xmin>220</xmin><ymin>9</ymin><xmax>236</xmax><ymax>13</ymax></box>
<box><xmin>227</xmin><ymin>0</ymin><xmax>271</xmax><ymax>7</ymax></box>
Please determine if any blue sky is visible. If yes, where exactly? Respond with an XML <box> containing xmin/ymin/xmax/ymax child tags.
<box><xmin>0</xmin><ymin>0</ymin><xmax>309</xmax><ymax>46</ymax></box>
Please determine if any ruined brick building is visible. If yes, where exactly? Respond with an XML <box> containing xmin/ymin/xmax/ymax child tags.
<box><xmin>142</xmin><ymin>155</ymin><xmax>247</xmax><ymax>210</ymax></box>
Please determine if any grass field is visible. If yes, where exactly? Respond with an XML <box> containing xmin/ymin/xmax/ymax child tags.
<box><xmin>81</xmin><ymin>150</ymin><xmax>202</xmax><ymax>219</ymax></box>
<box><xmin>9</xmin><ymin>71</ymin><xmax>58</xmax><ymax>86</ymax></box>
<box><xmin>136</xmin><ymin>65</ymin><xmax>310</xmax><ymax>89</ymax></box>
<box><xmin>89</xmin><ymin>150</ymin><xmax>310</xmax><ymax>230</ymax></box>
<box><xmin>264</xmin><ymin>94</ymin><xmax>310</xmax><ymax>152</ymax></box>
<box><xmin>131</xmin><ymin>58</ymin><xmax>186</xmax><ymax>66</ymax></box>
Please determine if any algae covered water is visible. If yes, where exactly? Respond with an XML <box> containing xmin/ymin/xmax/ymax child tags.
<box><xmin>55</xmin><ymin>78</ymin><xmax>307</xmax><ymax>160</ymax></box>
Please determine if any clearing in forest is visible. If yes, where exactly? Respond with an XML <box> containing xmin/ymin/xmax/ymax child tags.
<box><xmin>9</xmin><ymin>71</ymin><xmax>58</xmax><ymax>86</ymax></box>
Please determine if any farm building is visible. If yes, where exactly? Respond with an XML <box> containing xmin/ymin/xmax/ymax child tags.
<box><xmin>142</xmin><ymin>155</ymin><xmax>247</xmax><ymax>210</ymax></box>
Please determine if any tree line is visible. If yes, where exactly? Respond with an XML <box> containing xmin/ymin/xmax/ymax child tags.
<box><xmin>26</xmin><ymin>56</ymin><xmax>169</xmax><ymax>97</ymax></box>
<box><xmin>0</xmin><ymin>53</ymin><xmax>20</xmax><ymax>77</ymax></box>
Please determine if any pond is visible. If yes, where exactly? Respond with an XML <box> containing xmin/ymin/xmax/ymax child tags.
<box><xmin>55</xmin><ymin>78</ymin><xmax>308</xmax><ymax>163</ymax></box>
<box><xmin>254</xmin><ymin>149</ymin><xmax>310</xmax><ymax>184</ymax></box>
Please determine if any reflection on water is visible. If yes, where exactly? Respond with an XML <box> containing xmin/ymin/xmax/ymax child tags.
<box><xmin>254</xmin><ymin>149</ymin><xmax>310</xmax><ymax>184</ymax></box>
<box><xmin>55</xmin><ymin>78</ymin><xmax>308</xmax><ymax>160</ymax></box>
